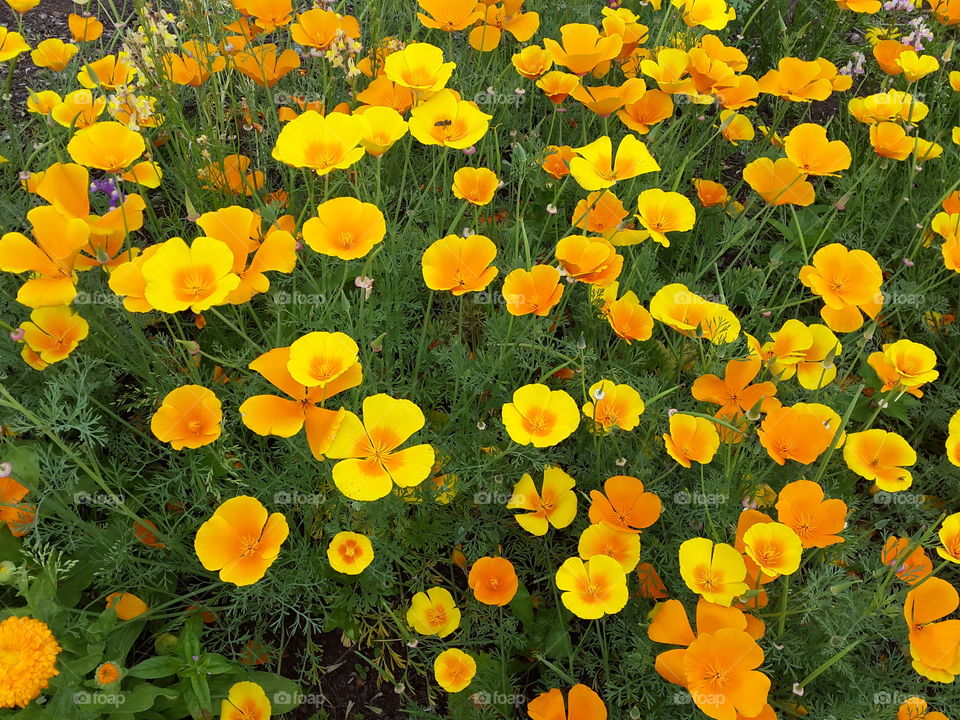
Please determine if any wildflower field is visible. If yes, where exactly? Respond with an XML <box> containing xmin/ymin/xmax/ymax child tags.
<box><xmin>3</xmin><ymin>0</ymin><xmax>960</xmax><ymax>717</ymax></box>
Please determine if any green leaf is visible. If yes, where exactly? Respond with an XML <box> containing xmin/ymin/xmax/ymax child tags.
<box><xmin>127</xmin><ymin>656</ymin><xmax>185</xmax><ymax>679</ymax></box>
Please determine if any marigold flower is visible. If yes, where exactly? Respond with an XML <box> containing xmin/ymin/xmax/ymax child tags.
<box><xmin>555</xmin><ymin>234</ymin><xmax>623</xmax><ymax>287</ymax></box>
<box><xmin>588</xmin><ymin>475</ymin><xmax>661</xmax><ymax>533</ymax></box>
<box><xmin>194</xmin><ymin>496</ymin><xmax>288</xmax><ymax>586</ymax></box>
<box><xmin>468</xmin><ymin>556</ymin><xmax>519</xmax><ymax>605</ymax></box>
<box><xmin>95</xmin><ymin>662</ymin><xmax>121</xmax><ymax>686</ymax></box>
<box><xmin>240</xmin><ymin>344</ymin><xmax>359</xmax><ymax>458</ymax></box>
<box><xmin>569</xmin><ymin>134</ymin><xmax>659</xmax><ymax>191</ymax></box>
<box><xmin>68</xmin><ymin>13</ymin><xmax>104</xmax><ymax>42</ymax></box>
<box><xmin>757</xmin><ymin>405</ymin><xmax>834</xmax><ymax>465</ymax></box>
<box><xmin>327</xmin><ymin>531</ymin><xmax>374</xmax><ymax>575</ymax></box>
<box><xmin>502</xmin><ymin>265</ymin><xmax>564</xmax><ymax>316</ymax></box>
<box><xmin>67</xmin><ymin>121</ymin><xmax>145</xmax><ymax>173</ymax></box>
<box><xmin>679</xmin><ymin>538</ymin><xmax>748</xmax><ymax>606</ymax></box>
<box><xmin>434</xmin><ymin>648</ymin><xmax>476</xmax><ymax>692</ymax></box>
<box><xmin>649</xmin><ymin>283</ymin><xmax>741</xmax><ymax>343</ymax></box>
<box><xmin>0</xmin><ymin>26</ymin><xmax>28</xmax><ymax>62</ymax></box>
<box><xmin>326</xmin><ymin>394</ymin><xmax>435</xmax><ymax>501</ymax></box>
<box><xmin>407</xmin><ymin>587</ymin><xmax>460</xmax><ymax>637</ymax></box>
<box><xmin>409</xmin><ymin>89</ymin><xmax>492</xmax><ymax>149</ymax></box>
<box><xmin>417</xmin><ymin>0</ymin><xmax>482</xmax><ymax>32</ymax></box>
<box><xmin>422</xmin><ymin>234</ymin><xmax>498</xmax><ymax>295</ymax></box>
<box><xmin>141</xmin><ymin>236</ymin><xmax>240</xmax><ymax>313</ymax></box>
<box><xmin>556</xmin><ymin>555</ymin><xmax>628</xmax><ymax>619</ymax></box>
<box><xmin>507</xmin><ymin>465</ymin><xmax>577</xmax><ymax>535</ymax></box>
<box><xmin>452</xmin><ymin>167</ymin><xmax>499</xmax><ymax>206</ymax></box>
<box><xmin>30</xmin><ymin>38</ymin><xmax>78</xmax><ymax>72</ymax></box>
<box><xmin>635</xmin><ymin>188</ymin><xmax>696</xmax><ymax>247</ymax></box>
<box><xmin>272</xmin><ymin>111</ymin><xmax>366</xmax><ymax>176</ymax></box>
<box><xmin>384</xmin><ymin>42</ymin><xmax>455</xmax><ymax>91</ymax></box>
<box><xmin>302</xmin><ymin>197</ymin><xmax>386</xmax><ymax>260</ymax></box>
<box><xmin>105</xmin><ymin>592</ymin><xmax>148</xmax><ymax>620</ymax></box>
<box><xmin>512</xmin><ymin>44</ymin><xmax>553</xmax><ymax>79</ymax></box>
<box><xmin>683</xmin><ymin>628</ymin><xmax>769</xmax><ymax>720</ymax></box>
<box><xmin>502</xmin><ymin>383</ymin><xmax>579</xmax><ymax>447</ymax></box>
<box><xmin>151</xmin><ymin>385</ymin><xmax>223</xmax><ymax>450</ymax></box>
<box><xmin>844</xmin><ymin>429</ymin><xmax>916</xmax><ymax>492</ymax></box>
<box><xmin>664</xmin><ymin>413</ymin><xmax>720</xmax><ymax>467</ymax></box>
<box><xmin>527</xmin><ymin>684</ymin><xmax>607</xmax><ymax>720</ymax></box>
<box><xmin>544</xmin><ymin>23</ymin><xmax>622</xmax><ymax>76</ymax></box>
<box><xmin>904</xmin><ymin>576</ymin><xmax>960</xmax><ymax>682</ymax></box>
<box><xmin>775</xmin><ymin>479</ymin><xmax>846</xmax><ymax>548</ymax></box>
<box><xmin>221</xmin><ymin>681</ymin><xmax>271</xmax><ymax>720</ymax></box>
<box><xmin>0</xmin><ymin>616</ymin><xmax>61</xmax><ymax>708</ymax></box>
<box><xmin>232</xmin><ymin>44</ymin><xmax>300</xmax><ymax>87</ymax></box>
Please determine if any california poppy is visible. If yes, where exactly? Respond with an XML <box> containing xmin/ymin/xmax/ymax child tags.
<box><xmin>302</xmin><ymin>197</ymin><xmax>386</xmax><ymax>260</ymax></box>
<box><xmin>844</xmin><ymin>429</ymin><xmax>917</xmax><ymax>492</ymax></box>
<box><xmin>544</xmin><ymin>23</ymin><xmax>622</xmax><ymax>76</ymax></box>
<box><xmin>151</xmin><ymin>385</ymin><xmax>223</xmax><ymax>450</ymax></box>
<box><xmin>327</xmin><ymin>531</ymin><xmax>374</xmax><ymax>575</ymax></box>
<box><xmin>556</xmin><ymin>555</ymin><xmax>629</xmax><ymax>619</ymax></box>
<box><xmin>578</xmin><ymin>522</ymin><xmax>641</xmax><ymax>572</ymax></box>
<box><xmin>555</xmin><ymin>235</ymin><xmax>623</xmax><ymax>287</ymax></box>
<box><xmin>582</xmin><ymin>380</ymin><xmax>645</xmax><ymax>432</ymax></box>
<box><xmin>422</xmin><ymin>234</ymin><xmax>499</xmax><ymax>295</ymax></box>
<box><xmin>588</xmin><ymin>475</ymin><xmax>661</xmax><ymax>533</ymax></box>
<box><xmin>774</xmin><ymin>479</ymin><xmax>847</xmax><ymax>548</ymax></box>
<box><xmin>649</xmin><ymin>283</ymin><xmax>741</xmax><ymax>344</ymax></box>
<box><xmin>507</xmin><ymin>466</ymin><xmax>577</xmax><ymax>535</ymax></box>
<box><xmin>221</xmin><ymin>682</ymin><xmax>271</xmax><ymax>720</ymax></box>
<box><xmin>904</xmin><ymin>576</ymin><xmax>960</xmax><ymax>682</ymax></box>
<box><xmin>105</xmin><ymin>592</ymin><xmax>148</xmax><ymax>620</ymax></box>
<box><xmin>569</xmin><ymin>134</ymin><xmax>659</xmax><ymax>191</ymax></box>
<box><xmin>664</xmin><ymin>414</ymin><xmax>720</xmax><ymax>467</ymax></box>
<box><xmin>408</xmin><ymin>89</ymin><xmax>492</xmax><ymax>149</ymax></box>
<box><xmin>468</xmin><ymin>556</ymin><xmax>519</xmax><ymax>605</ymax></box>
<box><xmin>635</xmin><ymin>188</ymin><xmax>696</xmax><ymax>247</ymax></box>
<box><xmin>194</xmin><ymin>496</ymin><xmax>288</xmax><ymax>586</ymax></box>
<box><xmin>434</xmin><ymin>648</ymin><xmax>476</xmax><ymax>693</ymax></box>
<box><xmin>18</xmin><ymin>306</ymin><xmax>89</xmax><ymax>369</ymax></box>
<box><xmin>502</xmin><ymin>384</ymin><xmax>579</xmax><ymax>447</ymax></box>
<box><xmin>527</xmin><ymin>684</ymin><xmax>607</xmax><ymax>720</ymax></box>
<box><xmin>141</xmin><ymin>236</ymin><xmax>240</xmax><ymax>313</ymax></box>
<box><xmin>451</xmin><ymin>167</ymin><xmax>499</xmax><ymax>206</ymax></box>
<box><xmin>384</xmin><ymin>42</ymin><xmax>455</xmax><ymax>92</ymax></box>
<box><xmin>757</xmin><ymin>405</ymin><xmax>834</xmax><ymax>465</ymax></box>
<box><xmin>679</xmin><ymin>538</ymin><xmax>749</xmax><ymax>606</ymax></box>
<box><xmin>407</xmin><ymin>587</ymin><xmax>460</xmax><ymax>637</ymax></box>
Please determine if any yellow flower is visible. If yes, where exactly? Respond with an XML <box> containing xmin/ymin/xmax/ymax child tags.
<box><xmin>141</xmin><ymin>236</ymin><xmax>241</xmax><ymax>313</ymax></box>
<box><xmin>67</xmin><ymin>121</ymin><xmax>145</xmax><ymax>173</ymax></box>
<box><xmin>221</xmin><ymin>681</ymin><xmax>272</xmax><ymax>720</ymax></box>
<box><xmin>408</xmin><ymin>89</ymin><xmax>492</xmax><ymax>149</ymax></box>
<box><xmin>407</xmin><ymin>587</ymin><xmax>460</xmax><ymax>637</ymax></box>
<box><xmin>678</xmin><ymin>537</ymin><xmax>748</xmax><ymax>606</ymax></box>
<box><xmin>0</xmin><ymin>27</ymin><xmax>29</xmax><ymax>62</ymax></box>
<box><xmin>501</xmin><ymin>383</ymin><xmax>580</xmax><ymax>447</ymax></box>
<box><xmin>742</xmin><ymin>521</ymin><xmax>803</xmax><ymax>577</ymax></box>
<box><xmin>556</xmin><ymin>555</ymin><xmax>629</xmax><ymax>619</ymax></box>
<box><xmin>384</xmin><ymin>42</ymin><xmax>455</xmax><ymax>92</ymax></box>
<box><xmin>272</xmin><ymin>111</ymin><xmax>366</xmax><ymax>176</ymax></box>
<box><xmin>434</xmin><ymin>648</ymin><xmax>476</xmax><ymax>693</ymax></box>
<box><xmin>327</xmin><ymin>531</ymin><xmax>374</xmax><ymax>575</ymax></box>
<box><xmin>30</xmin><ymin>38</ymin><xmax>78</xmax><ymax>71</ymax></box>
<box><xmin>0</xmin><ymin>616</ymin><xmax>61</xmax><ymax>708</ymax></box>
<box><xmin>507</xmin><ymin>466</ymin><xmax>578</xmax><ymax>536</ymax></box>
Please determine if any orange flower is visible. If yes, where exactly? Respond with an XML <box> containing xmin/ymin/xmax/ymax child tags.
<box><xmin>783</xmin><ymin>123</ymin><xmax>851</xmax><ymax>176</ymax></box>
<box><xmin>290</xmin><ymin>8</ymin><xmax>359</xmax><ymax>48</ymax></box>
<box><xmin>775</xmin><ymin>479</ymin><xmax>846</xmax><ymax>548</ymax></box>
<box><xmin>512</xmin><ymin>44</ymin><xmax>553</xmax><ymax>79</ymax></box>
<box><xmin>617</xmin><ymin>90</ymin><xmax>674</xmax><ymax>134</ymax></box>
<box><xmin>604</xmin><ymin>290</ymin><xmax>654</xmax><ymax>343</ymax></box>
<box><xmin>692</xmin><ymin>357</ymin><xmax>778</xmax><ymax>442</ymax></box>
<box><xmin>417</xmin><ymin>0</ymin><xmax>482</xmax><ymax>32</ymax></box>
<box><xmin>95</xmin><ymin>662</ymin><xmax>122</xmax><ymax>686</ymax></box>
<box><xmin>151</xmin><ymin>385</ymin><xmax>223</xmax><ymax>450</ymax></box>
<box><xmin>507</xmin><ymin>466</ymin><xmax>577</xmax><ymax>535</ymax></box>
<box><xmin>541</xmin><ymin>145</ymin><xmax>576</xmax><ymax>178</ymax></box>
<box><xmin>939</xmin><ymin>513</ymin><xmax>960</xmax><ymax>564</ymax></box>
<box><xmin>469</xmin><ymin>0</ymin><xmax>540</xmax><ymax>52</ymax></box>
<box><xmin>870</xmin><ymin>121</ymin><xmax>918</xmax><ymax>161</ymax></box>
<box><xmin>544</xmin><ymin>23</ymin><xmax>622</xmax><ymax>76</ymax></box>
<box><xmin>637</xmin><ymin>562</ymin><xmax>669</xmax><ymax>600</ymax></box>
<box><xmin>302</xmin><ymin>197</ymin><xmax>386</xmax><ymax>260</ymax></box>
<box><xmin>355</xmin><ymin>105</ymin><xmax>408</xmax><ymax>155</ymax></box>
<box><xmin>451</xmin><ymin>167</ymin><xmax>499</xmax><ymax>206</ymax></box>
<box><xmin>883</xmin><ymin>536</ymin><xmax>933</xmax><ymax>585</ymax></box>
<box><xmin>422</xmin><ymin>234</ymin><xmax>498</xmax><ymax>295</ymax></box>
<box><xmin>874</xmin><ymin>39</ymin><xmax>911</xmax><ymax>74</ymax></box>
<box><xmin>556</xmin><ymin>555</ymin><xmax>629</xmax><ymax>619</ymax></box>
<box><xmin>572</xmin><ymin>191</ymin><xmax>627</xmax><ymax>233</ymax></box>
<box><xmin>502</xmin><ymin>264</ymin><xmax>564</xmax><ymax>316</ymax></box>
<box><xmin>30</xmin><ymin>38</ymin><xmax>78</xmax><ymax>72</ymax></box>
<box><xmin>757</xmin><ymin>405</ymin><xmax>834</xmax><ymax>465</ymax></box>
<box><xmin>555</xmin><ymin>235</ymin><xmax>623</xmax><ymax>287</ymax></box>
<box><xmin>162</xmin><ymin>42</ymin><xmax>227</xmax><ymax>86</ymax></box>
<box><xmin>664</xmin><ymin>413</ymin><xmax>720</xmax><ymax>467</ymax></box>
<box><xmin>327</xmin><ymin>531</ymin><xmax>374</xmax><ymax>575</ymax></box>
<box><xmin>434</xmin><ymin>648</ymin><xmax>476</xmax><ymax>693</ymax></box>
<box><xmin>578</xmin><ymin>522</ymin><xmax>641</xmax><ymax>571</ymax></box>
<box><xmin>844</xmin><ymin>429</ymin><xmax>916</xmax><ymax>492</ymax></box>
<box><xmin>527</xmin><ymin>684</ymin><xmax>607</xmax><ymax>720</ymax></box>
<box><xmin>904</xmin><ymin>577</ymin><xmax>960</xmax><ymax>682</ymax></box>
<box><xmin>407</xmin><ymin>586</ymin><xmax>461</xmax><ymax>637</ymax></box>
<box><xmin>68</xmin><ymin>13</ymin><xmax>104</xmax><ymax>42</ymax></box>
<box><xmin>693</xmin><ymin>178</ymin><xmax>730</xmax><ymax>207</ymax></box>
<box><xmin>239</xmin><ymin>344</ymin><xmax>360</xmax><ymax>460</ymax></box>
<box><xmin>221</xmin><ymin>682</ymin><xmax>271</xmax><ymax>720</ymax></box>
<box><xmin>105</xmin><ymin>592</ymin><xmax>148</xmax><ymax>620</ymax></box>
<box><xmin>231</xmin><ymin>44</ymin><xmax>300</xmax><ymax>87</ymax></box>
<box><xmin>758</xmin><ymin>57</ymin><xmax>848</xmax><ymax>102</ymax></box>
<box><xmin>133</xmin><ymin>519</ymin><xmax>165</xmax><ymax>549</ymax></box>
<box><xmin>897</xmin><ymin>698</ymin><xmax>949</xmax><ymax>720</ymax></box>
<box><xmin>798</xmin><ymin>243</ymin><xmax>883</xmax><ymax>332</ymax></box>
<box><xmin>19</xmin><ymin>306</ymin><xmax>89</xmax><ymax>369</ymax></box>
<box><xmin>536</xmin><ymin>70</ymin><xmax>581</xmax><ymax>104</ymax></box>
<box><xmin>468</xmin><ymin>556</ymin><xmax>519</xmax><ymax>605</ymax></box>
<box><xmin>141</xmin><ymin>236</ymin><xmax>240</xmax><ymax>313</ymax></box>
<box><xmin>194</xmin><ymin>496</ymin><xmax>289</xmax><ymax>586</ymax></box>
<box><xmin>0</xmin><ymin>475</ymin><xmax>34</xmax><ymax>537</ymax></box>
<box><xmin>582</xmin><ymin>380</ymin><xmax>645</xmax><ymax>432</ymax></box>
<box><xmin>742</xmin><ymin>157</ymin><xmax>814</xmax><ymax>206</ymax></box>
<box><xmin>196</xmin><ymin>206</ymin><xmax>296</xmax><ymax>303</ymax></box>
<box><xmin>679</xmin><ymin>538</ymin><xmax>749</xmax><ymax>606</ymax></box>
<box><xmin>384</xmin><ymin>42</ymin><xmax>455</xmax><ymax>92</ymax></box>
<box><xmin>200</xmin><ymin>154</ymin><xmax>265</xmax><ymax>196</ymax></box>
<box><xmin>588</xmin><ymin>474</ymin><xmax>661</xmax><ymax>533</ymax></box>
<box><xmin>635</xmin><ymin>188</ymin><xmax>696</xmax><ymax>247</ymax></box>
<box><xmin>77</xmin><ymin>54</ymin><xmax>136</xmax><ymax>90</ymax></box>
<box><xmin>50</xmin><ymin>89</ymin><xmax>105</xmax><ymax>129</ymax></box>
<box><xmin>67</xmin><ymin>121</ymin><xmax>145</xmax><ymax>173</ymax></box>
<box><xmin>683</xmin><ymin>628</ymin><xmax>770</xmax><ymax>720</ymax></box>
<box><xmin>408</xmin><ymin>89</ymin><xmax>491</xmax><ymax>149</ymax></box>
<box><xmin>571</xmin><ymin>78</ymin><xmax>647</xmax><ymax>117</ymax></box>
